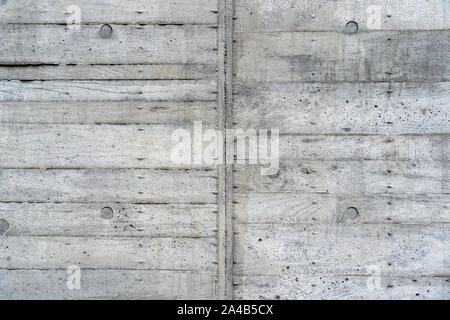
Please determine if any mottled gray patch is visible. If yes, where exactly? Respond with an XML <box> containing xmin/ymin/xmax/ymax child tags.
<box><xmin>234</xmin><ymin>83</ymin><xmax>254</xmax><ymax>97</ymax></box>
<box><xmin>277</xmin><ymin>54</ymin><xmax>320</xmax><ymax>74</ymax></box>
<box><xmin>0</xmin><ymin>219</ymin><xmax>9</xmax><ymax>235</ymax></box>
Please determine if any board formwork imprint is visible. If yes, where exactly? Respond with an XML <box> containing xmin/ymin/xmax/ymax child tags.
<box><xmin>0</xmin><ymin>0</ymin><xmax>448</xmax><ymax>300</ymax></box>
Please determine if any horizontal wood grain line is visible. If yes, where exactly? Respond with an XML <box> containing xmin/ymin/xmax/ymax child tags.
<box><xmin>0</xmin><ymin>80</ymin><xmax>217</xmax><ymax>102</ymax></box>
<box><xmin>0</xmin><ymin>169</ymin><xmax>217</xmax><ymax>203</ymax></box>
<box><xmin>233</xmin><ymin>193</ymin><xmax>450</xmax><ymax>225</ymax></box>
<box><xmin>0</xmin><ymin>123</ymin><xmax>221</xmax><ymax>169</ymax></box>
<box><xmin>235</xmin><ymin>31</ymin><xmax>449</xmax><ymax>82</ymax></box>
<box><xmin>0</xmin><ymin>269</ymin><xmax>217</xmax><ymax>299</ymax></box>
<box><xmin>0</xmin><ymin>102</ymin><xmax>217</xmax><ymax>124</ymax></box>
<box><xmin>233</xmin><ymin>274</ymin><xmax>450</xmax><ymax>300</ymax></box>
<box><xmin>0</xmin><ymin>24</ymin><xmax>217</xmax><ymax>65</ymax></box>
<box><xmin>0</xmin><ymin>0</ymin><xmax>218</xmax><ymax>25</ymax></box>
<box><xmin>232</xmin><ymin>135</ymin><xmax>448</xmax><ymax>162</ymax></box>
<box><xmin>234</xmin><ymin>0</ymin><xmax>449</xmax><ymax>33</ymax></box>
<box><xmin>0</xmin><ymin>202</ymin><xmax>217</xmax><ymax>237</ymax></box>
<box><xmin>233</xmin><ymin>223</ymin><xmax>449</xmax><ymax>276</ymax></box>
<box><xmin>234</xmin><ymin>81</ymin><xmax>449</xmax><ymax>134</ymax></box>
<box><xmin>235</xmin><ymin>160</ymin><xmax>449</xmax><ymax>195</ymax></box>
<box><xmin>0</xmin><ymin>236</ymin><xmax>218</xmax><ymax>270</ymax></box>
<box><xmin>4</xmin><ymin>22</ymin><xmax>218</xmax><ymax>26</ymax></box>
<box><xmin>0</xmin><ymin>64</ymin><xmax>217</xmax><ymax>80</ymax></box>
<box><xmin>234</xmin><ymin>28</ymin><xmax>450</xmax><ymax>34</ymax></box>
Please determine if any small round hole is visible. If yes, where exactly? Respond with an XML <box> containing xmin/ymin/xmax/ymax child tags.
<box><xmin>100</xmin><ymin>207</ymin><xmax>114</xmax><ymax>219</ymax></box>
<box><xmin>345</xmin><ymin>207</ymin><xmax>359</xmax><ymax>219</ymax></box>
<box><xmin>345</xmin><ymin>21</ymin><xmax>359</xmax><ymax>34</ymax></box>
<box><xmin>100</xmin><ymin>24</ymin><xmax>113</xmax><ymax>38</ymax></box>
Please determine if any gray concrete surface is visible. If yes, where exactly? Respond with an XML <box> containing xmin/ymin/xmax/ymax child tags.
<box><xmin>0</xmin><ymin>0</ymin><xmax>448</xmax><ymax>299</ymax></box>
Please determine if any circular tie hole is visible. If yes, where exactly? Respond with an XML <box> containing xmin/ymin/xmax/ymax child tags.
<box><xmin>345</xmin><ymin>207</ymin><xmax>359</xmax><ymax>219</ymax></box>
<box><xmin>100</xmin><ymin>207</ymin><xmax>114</xmax><ymax>219</ymax></box>
<box><xmin>345</xmin><ymin>21</ymin><xmax>359</xmax><ymax>34</ymax></box>
<box><xmin>100</xmin><ymin>24</ymin><xmax>113</xmax><ymax>38</ymax></box>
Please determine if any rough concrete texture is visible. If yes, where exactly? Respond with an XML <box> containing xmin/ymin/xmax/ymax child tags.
<box><xmin>0</xmin><ymin>0</ymin><xmax>449</xmax><ymax>299</ymax></box>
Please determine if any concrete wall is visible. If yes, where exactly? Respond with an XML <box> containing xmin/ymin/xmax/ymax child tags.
<box><xmin>0</xmin><ymin>0</ymin><xmax>448</xmax><ymax>299</ymax></box>
<box><xmin>231</xmin><ymin>0</ymin><xmax>450</xmax><ymax>300</ymax></box>
<box><xmin>0</xmin><ymin>0</ymin><xmax>220</xmax><ymax>299</ymax></box>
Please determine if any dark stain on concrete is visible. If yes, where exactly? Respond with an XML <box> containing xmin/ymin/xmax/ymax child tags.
<box><xmin>0</xmin><ymin>219</ymin><xmax>10</xmax><ymax>235</ymax></box>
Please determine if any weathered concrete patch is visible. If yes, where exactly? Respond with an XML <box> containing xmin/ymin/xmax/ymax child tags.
<box><xmin>0</xmin><ymin>219</ymin><xmax>10</xmax><ymax>235</ymax></box>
